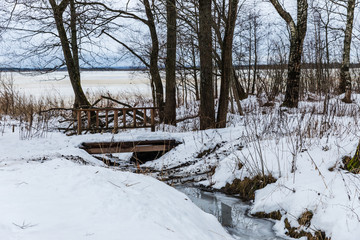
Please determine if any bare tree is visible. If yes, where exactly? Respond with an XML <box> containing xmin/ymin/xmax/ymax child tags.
<box><xmin>199</xmin><ymin>0</ymin><xmax>215</xmax><ymax>129</ymax></box>
<box><xmin>3</xmin><ymin>0</ymin><xmax>106</xmax><ymax>107</ymax></box>
<box><xmin>50</xmin><ymin>0</ymin><xmax>90</xmax><ymax>108</ymax></box>
<box><xmin>339</xmin><ymin>0</ymin><xmax>356</xmax><ymax>103</ymax></box>
<box><xmin>176</xmin><ymin>0</ymin><xmax>200</xmax><ymax>103</ymax></box>
<box><xmin>164</xmin><ymin>0</ymin><xmax>177</xmax><ymax>125</ymax></box>
<box><xmin>216</xmin><ymin>0</ymin><xmax>240</xmax><ymax>128</ymax></box>
<box><xmin>269</xmin><ymin>0</ymin><xmax>308</xmax><ymax>108</ymax></box>
<box><xmin>315</xmin><ymin>0</ymin><xmax>337</xmax><ymax>87</ymax></box>
<box><xmin>87</xmin><ymin>0</ymin><xmax>165</xmax><ymax>117</ymax></box>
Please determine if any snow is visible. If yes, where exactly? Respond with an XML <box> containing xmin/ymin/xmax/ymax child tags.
<box><xmin>143</xmin><ymin>95</ymin><xmax>360</xmax><ymax>240</ymax></box>
<box><xmin>3</xmin><ymin>71</ymin><xmax>360</xmax><ymax>239</ymax></box>
<box><xmin>4</xmin><ymin>71</ymin><xmax>152</xmax><ymax>102</ymax></box>
<box><xmin>0</xmin><ymin>152</ymin><xmax>233</xmax><ymax>240</ymax></box>
<box><xmin>0</xmin><ymin>112</ymin><xmax>234</xmax><ymax>239</ymax></box>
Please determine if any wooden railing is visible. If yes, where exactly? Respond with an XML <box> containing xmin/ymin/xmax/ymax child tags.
<box><xmin>73</xmin><ymin>107</ymin><xmax>158</xmax><ymax>134</ymax></box>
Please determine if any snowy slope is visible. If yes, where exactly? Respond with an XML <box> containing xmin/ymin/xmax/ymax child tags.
<box><xmin>2</xmin><ymin>94</ymin><xmax>360</xmax><ymax>240</ymax></box>
<box><xmin>0</xmin><ymin>124</ymin><xmax>234</xmax><ymax>240</ymax></box>
<box><xmin>0</xmin><ymin>158</ymin><xmax>233</xmax><ymax>240</ymax></box>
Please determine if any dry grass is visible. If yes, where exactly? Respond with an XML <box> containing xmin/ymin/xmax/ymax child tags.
<box><xmin>221</xmin><ymin>174</ymin><xmax>277</xmax><ymax>201</ymax></box>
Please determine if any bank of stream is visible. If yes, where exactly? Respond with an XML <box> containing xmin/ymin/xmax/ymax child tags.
<box><xmin>97</xmin><ymin>153</ymin><xmax>287</xmax><ymax>239</ymax></box>
<box><xmin>176</xmin><ymin>186</ymin><xmax>287</xmax><ymax>240</ymax></box>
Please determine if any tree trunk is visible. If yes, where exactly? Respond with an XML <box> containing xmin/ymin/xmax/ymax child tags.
<box><xmin>282</xmin><ymin>35</ymin><xmax>304</xmax><ymax>108</ymax></box>
<box><xmin>191</xmin><ymin>36</ymin><xmax>200</xmax><ymax>101</ymax></box>
<box><xmin>247</xmin><ymin>27</ymin><xmax>252</xmax><ymax>94</ymax></box>
<box><xmin>270</xmin><ymin>0</ymin><xmax>308</xmax><ymax>108</ymax></box>
<box><xmin>164</xmin><ymin>0</ymin><xmax>177</xmax><ymax>125</ymax></box>
<box><xmin>233</xmin><ymin>67</ymin><xmax>247</xmax><ymax>100</ymax></box>
<box><xmin>199</xmin><ymin>0</ymin><xmax>215</xmax><ymax>130</ymax></box>
<box><xmin>216</xmin><ymin>0</ymin><xmax>239</xmax><ymax>128</ymax></box>
<box><xmin>339</xmin><ymin>0</ymin><xmax>355</xmax><ymax>103</ymax></box>
<box><xmin>49</xmin><ymin>0</ymin><xmax>90</xmax><ymax>108</ymax></box>
<box><xmin>231</xmin><ymin>64</ymin><xmax>244</xmax><ymax>115</ymax></box>
<box><xmin>252</xmin><ymin>31</ymin><xmax>258</xmax><ymax>94</ymax></box>
<box><xmin>144</xmin><ymin>0</ymin><xmax>164</xmax><ymax>119</ymax></box>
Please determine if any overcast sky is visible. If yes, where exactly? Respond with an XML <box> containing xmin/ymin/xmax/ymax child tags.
<box><xmin>0</xmin><ymin>0</ymin><xmax>358</xmax><ymax>69</ymax></box>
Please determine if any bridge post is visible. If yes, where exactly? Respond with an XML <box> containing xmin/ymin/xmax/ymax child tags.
<box><xmin>151</xmin><ymin>109</ymin><xmax>155</xmax><ymax>132</ymax></box>
<box><xmin>77</xmin><ymin>110</ymin><xmax>82</xmax><ymax>135</ymax></box>
<box><xmin>114</xmin><ymin>110</ymin><xmax>118</xmax><ymax>132</ymax></box>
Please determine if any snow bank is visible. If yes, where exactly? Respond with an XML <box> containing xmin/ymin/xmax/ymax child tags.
<box><xmin>142</xmin><ymin>102</ymin><xmax>360</xmax><ymax>240</ymax></box>
<box><xmin>0</xmin><ymin>158</ymin><xmax>233</xmax><ymax>240</ymax></box>
<box><xmin>3</xmin><ymin>93</ymin><xmax>360</xmax><ymax>240</ymax></box>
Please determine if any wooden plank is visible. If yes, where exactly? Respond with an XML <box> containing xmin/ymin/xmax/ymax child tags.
<box><xmin>85</xmin><ymin>145</ymin><xmax>171</xmax><ymax>154</ymax></box>
<box><xmin>96</xmin><ymin>110</ymin><xmax>99</xmax><ymax>128</ymax></box>
<box><xmin>133</xmin><ymin>109</ymin><xmax>136</xmax><ymax>127</ymax></box>
<box><xmin>143</xmin><ymin>109</ymin><xmax>147</xmax><ymax>126</ymax></box>
<box><xmin>73</xmin><ymin>107</ymin><xmax>159</xmax><ymax>111</ymax></box>
<box><xmin>105</xmin><ymin>110</ymin><xmax>109</xmax><ymax>128</ymax></box>
<box><xmin>77</xmin><ymin>110</ymin><xmax>82</xmax><ymax>135</ymax></box>
<box><xmin>82</xmin><ymin>140</ymin><xmax>177</xmax><ymax>149</ymax></box>
<box><xmin>122</xmin><ymin>109</ymin><xmax>126</xmax><ymax>128</ymax></box>
<box><xmin>87</xmin><ymin>111</ymin><xmax>91</xmax><ymax>129</ymax></box>
<box><xmin>72</xmin><ymin>126</ymin><xmax>151</xmax><ymax>131</ymax></box>
<box><xmin>151</xmin><ymin>109</ymin><xmax>155</xmax><ymax>132</ymax></box>
<box><xmin>114</xmin><ymin>110</ymin><xmax>118</xmax><ymax>131</ymax></box>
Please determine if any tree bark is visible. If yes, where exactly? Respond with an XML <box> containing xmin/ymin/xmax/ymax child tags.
<box><xmin>270</xmin><ymin>0</ymin><xmax>308</xmax><ymax>108</ymax></box>
<box><xmin>49</xmin><ymin>0</ymin><xmax>90</xmax><ymax>108</ymax></box>
<box><xmin>199</xmin><ymin>0</ymin><xmax>215</xmax><ymax>130</ymax></box>
<box><xmin>339</xmin><ymin>0</ymin><xmax>355</xmax><ymax>103</ymax></box>
<box><xmin>144</xmin><ymin>0</ymin><xmax>164</xmax><ymax>119</ymax></box>
<box><xmin>231</xmin><ymin>64</ymin><xmax>244</xmax><ymax>115</ymax></box>
<box><xmin>191</xmin><ymin>36</ymin><xmax>200</xmax><ymax>101</ymax></box>
<box><xmin>216</xmin><ymin>0</ymin><xmax>239</xmax><ymax>128</ymax></box>
<box><xmin>232</xmin><ymin>67</ymin><xmax>247</xmax><ymax>100</ymax></box>
<box><xmin>164</xmin><ymin>0</ymin><xmax>177</xmax><ymax>125</ymax></box>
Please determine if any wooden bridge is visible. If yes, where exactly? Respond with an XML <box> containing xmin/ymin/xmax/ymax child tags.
<box><xmin>81</xmin><ymin>139</ymin><xmax>179</xmax><ymax>154</ymax></box>
<box><xmin>81</xmin><ymin>139</ymin><xmax>179</xmax><ymax>166</ymax></box>
<box><xmin>74</xmin><ymin>107</ymin><xmax>158</xmax><ymax>134</ymax></box>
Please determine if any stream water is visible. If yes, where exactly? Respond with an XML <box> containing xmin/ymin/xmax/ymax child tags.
<box><xmin>99</xmin><ymin>154</ymin><xmax>287</xmax><ymax>239</ymax></box>
<box><xmin>176</xmin><ymin>186</ymin><xmax>287</xmax><ymax>240</ymax></box>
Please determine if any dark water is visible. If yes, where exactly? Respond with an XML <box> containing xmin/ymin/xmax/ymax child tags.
<box><xmin>176</xmin><ymin>186</ymin><xmax>287</xmax><ymax>240</ymax></box>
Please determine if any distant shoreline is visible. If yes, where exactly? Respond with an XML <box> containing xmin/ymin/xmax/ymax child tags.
<box><xmin>1</xmin><ymin>62</ymin><xmax>360</xmax><ymax>72</ymax></box>
<box><xmin>0</xmin><ymin>67</ymin><xmax>147</xmax><ymax>72</ymax></box>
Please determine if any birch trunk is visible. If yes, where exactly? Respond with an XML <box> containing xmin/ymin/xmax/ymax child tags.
<box><xmin>269</xmin><ymin>0</ymin><xmax>308</xmax><ymax>108</ymax></box>
<box><xmin>339</xmin><ymin>0</ymin><xmax>355</xmax><ymax>103</ymax></box>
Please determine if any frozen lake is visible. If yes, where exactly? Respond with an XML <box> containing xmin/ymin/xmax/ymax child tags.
<box><xmin>4</xmin><ymin>71</ymin><xmax>152</xmax><ymax>102</ymax></box>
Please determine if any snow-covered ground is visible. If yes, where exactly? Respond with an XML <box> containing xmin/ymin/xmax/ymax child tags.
<box><xmin>144</xmin><ymin>95</ymin><xmax>360</xmax><ymax>240</ymax></box>
<box><xmin>0</xmin><ymin>128</ymin><xmax>234</xmax><ymax>240</ymax></box>
<box><xmin>2</xmin><ymin>71</ymin><xmax>360</xmax><ymax>239</ymax></box>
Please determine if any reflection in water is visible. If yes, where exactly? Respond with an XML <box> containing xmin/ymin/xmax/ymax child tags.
<box><xmin>176</xmin><ymin>186</ymin><xmax>286</xmax><ymax>240</ymax></box>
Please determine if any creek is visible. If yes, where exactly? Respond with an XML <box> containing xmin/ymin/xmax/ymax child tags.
<box><xmin>99</xmin><ymin>153</ymin><xmax>287</xmax><ymax>239</ymax></box>
<box><xmin>176</xmin><ymin>186</ymin><xmax>287</xmax><ymax>240</ymax></box>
